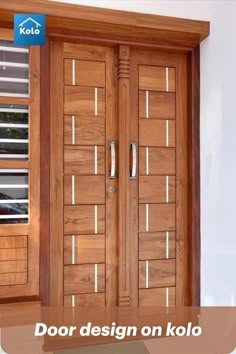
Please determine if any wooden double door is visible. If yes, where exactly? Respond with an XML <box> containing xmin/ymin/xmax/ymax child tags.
<box><xmin>50</xmin><ymin>41</ymin><xmax>188</xmax><ymax>308</ymax></box>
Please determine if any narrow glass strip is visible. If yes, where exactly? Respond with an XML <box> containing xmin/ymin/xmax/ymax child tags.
<box><xmin>146</xmin><ymin>204</ymin><xmax>149</xmax><ymax>232</ymax></box>
<box><xmin>0</xmin><ymin>139</ymin><xmax>28</xmax><ymax>143</ymax></box>
<box><xmin>166</xmin><ymin>175</ymin><xmax>169</xmax><ymax>203</ymax></box>
<box><xmin>0</xmin><ymin>77</ymin><xmax>29</xmax><ymax>83</ymax></box>
<box><xmin>166</xmin><ymin>287</ymin><xmax>169</xmax><ymax>307</ymax></box>
<box><xmin>0</xmin><ymin>169</ymin><xmax>28</xmax><ymax>173</ymax></box>
<box><xmin>166</xmin><ymin>67</ymin><xmax>169</xmax><ymax>92</ymax></box>
<box><xmin>72</xmin><ymin>235</ymin><xmax>75</xmax><ymax>265</ymax></box>
<box><xmin>166</xmin><ymin>119</ymin><xmax>169</xmax><ymax>147</ymax></box>
<box><xmin>0</xmin><ymin>62</ymin><xmax>29</xmax><ymax>68</ymax></box>
<box><xmin>0</xmin><ymin>123</ymin><xmax>28</xmax><ymax>128</ymax></box>
<box><xmin>146</xmin><ymin>147</ymin><xmax>149</xmax><ymax>175</ymax></box>
<box><xmin>146</xmin><ymin>90</ymin><xmax>149</xmax><ymax>118</ymax></box>
<box><xmin>146</xmin><ymin>260</ymin><xmax>149</xmax><ymax>289</ymax></box>
<box><xmin>72</xmin><ymin>295</ymin><xmax>75</xmax><ymax>307</ymax></box>
<box><xmin>72</xmin><ymin>115</ymin><xmax>75</xmax><ymax>145</ymax></box>
<box><xmin>71</xmin><ymin>175</ymin><xmax>75</xmax><ymax>205</ymax></box>
<box><xmin>95</xmin><ymin>87</ymin><xmax>98</xmax><ymax>116</ymax></box>
<box><xmin>0</xmin><ymin>199</ymin><xmax>28</xmax><ymax>204</ymax></box>
<box><xmin>0</xmin><ymin>93</ymin><xmax>29</xmax><ymax>98</ymax></box>
<box><xmin>94</xmin><ymin>145</ymin><xmax>98</xmax><ymax>175</ymax></box>
<box><xmin>166</xmin><ymin>231</ymin><xmax>169</xmax><ymax>259</ymax></box>
<box><xmin>94</xmin><ymin>205</ymin><xmax>98</xmax><ymax>234</ymax></box>
<box><xmin>0</xmin><ymin>154</ymin><xmax>28</xmax><ymax>159</ymax></box>
<box><xmin>0</xmin><ymin>108</ymin><xmax>28</xmax><ymax>113</ymax></box>
<box><xmin>95</xmin><ymin>264</ymin><xmax>98</xmax><ymax>293</ymax></box>
<box><xmin>0</xmin><ymin>215</ymin><xmax>28</xmax><ymax>219</ymax></box>
<box><xmin>72</xmin><ymin>59</ymin><xmax>75</xmax><ymax>86</ymax></box>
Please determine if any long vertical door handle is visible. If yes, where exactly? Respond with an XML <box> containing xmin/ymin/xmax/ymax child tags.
<box><xmin>109</xmin><ymin>141</ymin><xmax>116</xmax><ymax>179</ymax></box>
<box><xmin>130</xmin><ymin>142</ymin><xmax>137</xmax><ymax>179</ymax></box>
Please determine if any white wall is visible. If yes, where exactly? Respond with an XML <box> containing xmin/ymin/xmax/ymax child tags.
<box><xmin>51</xmin><ymin>0</ymin><xmax>236</xmax><ymax>306</ymax></box>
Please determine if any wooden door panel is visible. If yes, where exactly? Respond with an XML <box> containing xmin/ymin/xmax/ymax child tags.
<box><xmin>0</xmin><ymin>248</ymin><xmax>27</xmax><ymax>261</ymax></box>
<box><xmin>139</xmin><ymin>91</ymin><xmax>175</xmax><ymax>119</ymax></box>
<box><xmin>64</xmin><ymin>59</ymin><xmax>105</xmax><ymax>87</ymax></box>
<box><xmin>139</xmin><ymin>203</ymin><xmax>175</xmax><ymax>232</ymax></box>
<box><xmin>64</xmin><ymin>293</ymin><xmax>105</xmax><ymax>307</ymax></box>
<box><xmin>64</xmin><ymin>115</ymin><xmax>105</xmax><ymax>145</ymax></box>
<box><xmin>139</xmin><ymin>65</ymin><xmax>175</xmax><ymax>92</ymax></box>
<box><xmin>64</xmin><ymin>264</ymin><xmax>105</xmax><ymax>294</ymax></box>
<box><xmin>139</xmin><ymin>259</ymin><xmax>176</xmax><ymax>288</ymax></box>
<box><xmin>139</xmin><ymin>119</ymin><xmax>175</xmax><ymax>147</ymax></box>
<box><xmin>0</xmin><ymin>260</ymin><xmax>27</xmax><ymax>273</ymax></box>
<box><xmin>63</xmin><ymin>43</ymin><xmax>106</xmax><ymax>61</ymax></box>
<box><xmin>139</xmin><ymin>147</ymin><xmax>175</xmax><ymax>175</ymax></box>
<box><xmin>64</xmin><ymin>86</ymin><xmax>105</xmax><ymax>116</ymax></box>
<box><xmin>0</xmin><ymin>236</ymin><xmax>27</xmax><ymax>248</ymax></box>
<box><xmin>64</xmin><ymin>175</ymin><xmax>105</xmax><ymax>205</ymax></box>
<box><xmin>0</xmin><ymin>272</ymin><xmax>27</xmax><ymax>286</ymax></box>
<box><xmin>139</xmin><ymin>287</ymin><xmax>175</xmax><ymax>306</ymax></box>
<box><xmin>64</xmin><ymin>235</ymin><xmax>105</xmax><ymax>264</ymax></box>
<box><xmin>64</xmin><ymin>146</ymin><xmax>105</xmax><ymax>175</ymax></box>
<box><xmin>139</xmin><ymin>232</ymin><xmax>176</xmax><ymax>260</ymax></box>
<box><xmin>139</xmin><ymin>176</ymin><xmax>175</xmax><ymax>203</ymax></box>
<box><xmin>64</xmin><ymin>205</ymin><xmax>105</xmax><ymax>234</ymax></box>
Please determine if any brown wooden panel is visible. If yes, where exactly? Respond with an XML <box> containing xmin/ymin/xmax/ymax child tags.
<box><xmin>64</xmin><ymin>264</ymin><xmax>105</xmax><ymax>294</ymax></box>
<box><xmin>0</xmin><ymin>272</ymin><xmax>27</xmax><ymax>286</ymax></box>
<box><xmin>139</xmin><ymin>176</ymin><xmax>175</xmax><ymax>203</ymax></box>
<box><xmin>64</xmin><ymin>235</ymin><xmax>105</xmax><ymax>264</ymax></box>
<box><xmin>64</xmin><ymin>176</ymin><xmax>105</xmax><ymax>205</ymax></box>
<box><xmin>64</xmin><ymin>205</ymin><xmax>105</xmax><ymax>235</ymax></box>
<box><xmin>139</xmin><ymin>204</ymin><xmax>175</xmax><ymax>232</ymax></box>
<box><xmin>64</xmin><ymin>59</ymin><xmax>105</xmax><ymax>87</ymax></box>
<box><xmin>139</xmin><ymin>259</ymin><xmax>176</xmax><ymax>288</ymax></box>
<box><xmin>0</xmin><ymin>236</ymin><xmax>27</xmax><ymax>249</ymax></box>
<box><xmin>139</xmin><ymin>65</ymin><xmax>175</xmax><ymax>92</ymax></box>
<box><xmin>64</xmin><ymin>86</ymin><xmax>105</xmax><ymax>116</ymax></box>
<box><xmin>64</xmin><ymin>293</ymin><xmax>105</xmax><ymax>307</ymax></box>
<box><xmin>64</xmin><ymin>146</ymin><xmax>105</xmax><ymax>175</ymax></box>
<box><xmin>139</xmin><ymin>91</ymin><xmax>175</xmax><ymax>119</ymax></box>
<box><xmin>64</xmin><ymin>115</ymin><xmax>105</xmax><ymax>145</ymax></box>
<box><xmin>139</xmin><ymin>119</ymin><xmax>175</xmax><ymax>147</ymax></box>
<box><xmin>0</xmin><ymin>260</ymin><xmax>27</xmax><ymax>274</ymax></box>
<box><xmin>139</xmin><ymin>232</ymin><xmax>176</xmax><ymax>260</ymax></box>
<box><xmin>0</xmin><ymin>248</ymin><xmax>27</xmax><ymax>261</ymax></box>
<box><xmin>139</xmin><ymin>287</ymin><xmax>175</xmax><ymax>306</ymax></box>
<box><xmin>139</xmin><ymin>147</ymin><xmax>175</xmax><ymax>175</ymax></box>
<box><xmin>64</xmin><ymin>43</ymin><xmax>106</xmax><ymax>61</ymax></box>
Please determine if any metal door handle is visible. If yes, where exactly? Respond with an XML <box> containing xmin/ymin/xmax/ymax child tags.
<box><xmin>130</xmin><ymin>142</ymin><xmax>137</xmax><ymax>179</ymax></box>
<box><xmin>108</xmin><ymin>141</ymin><xmax>116</xmax><ymax>179</ymax></box>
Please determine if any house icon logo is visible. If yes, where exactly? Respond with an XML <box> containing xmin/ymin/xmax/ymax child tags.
<box><xmin>14</xmin><ymin>14</ymin><xmax>46</xmax><ymax>46</ymax></box>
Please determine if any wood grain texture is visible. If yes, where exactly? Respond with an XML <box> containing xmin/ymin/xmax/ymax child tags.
<box><xmin>64</xmin><ymin>86</ymin><xmax>105</xmax><ymax>116</ymax></box>
<box><xmin>64</xmin><ymin>59</ymin><xmax>105</xmax><ymax>87</ymax></box>
<box><xmin>139</xmin><ymin>119</ymin><xmax>175</xmax><ymax>147</ymax></box>
<box><xmin>0</xmin><ymin>273</ymin><xmax>27</xmax><ymax>286</ymax></box>
<box><xmin>40</xmin><ymin>41</ymin><xmax>50</xmax><ymax>305</ymax></box>
<box><xmin>64</xmin><ymin>42</ymin><xmax>106</xmax><ymax>61</ymax></box>
<box><xmin>64</xmin><ymin>264</ymin><xmax>105</xmax><ymax>294</ymax></box>
<box><xmin>0</xmin><ymin>226</ymin><xmax>28</xmax><ymax>237</ymax></box>
<box><xmin>0</xmin><ymin>260</ymin><xmax>27</xmax><ymax>274</ymax></box>
<box><xmin>0</xmin><ymin>236</ymin><xmax>27</xmax><ymax>249</ymax></box>
<box><xmin>139</xmin><ymin>259</ymin><xmax>176</xmax><ymax>288</ymax></box>
<box><xmin>105</xmin><ymin>46</ymin><xmax>118</xmax><ymax>306</ymax></box>
<box><xmin>64</xmin><ymin>175</ymin><xmax>105</xmax><ymax>205</ymax></box>
<box><xmin>175</xmin><ymin>54</ymin><xmax>189</xmax><ymax>307</ymax></box>
<box><xmin>139</xmin><ymin>287</ymin><xmax>175</xmax><ymax>306</ymax></box>
<box><xmin>139</xmin><ymin>176</ymin><xmax>175</xmax><ymax>203</ymax></box>
<box><xmin>139</xmin><ymin>147</ymin><xmax>175</xmax><ymax>175</ymax></box>
<box><xmin>64</xmin><ymin>205</ymin><xmax>105</xmax><ymax>235</ymax></box>
<box><xmin>139</xmin><ymin>91</ymin><xmax>175</xmax><ymax>119</ymax></box>
<box><xmin>139</xmin><ymin>232</ymin><xmax>176</xmax><ymax>260</ymax></box>
<box><xmin>139</xmin><ymin>203</ymin><xmax>175</xmax><ymax>232</ymax></box>
<box><xmin>187</xmin><ymin>46</ymin><xmax>201</xmax><ymax>306</ymax></box>
<box><xmin>64</xmin><ymin>293</ymin><xmax>105</xmax><ymax>307</ymax></box>
<box><xmin>64</xmin><ymin>115</ymin><xmax>105</xmax><ymax>145</ymax></box>
<box><xmin>0</xmin><ymin>249</ymin><xmax>27</xmax><ymax>261</ymax></box>
<box><xmin>64</xmin><ymin>235</ymin><xmax>105</xmax><ymax>265</ymax></box>
<box><xmin>139</xmin><ymin>65</ymin><xmax>175</xmax><ymax>92</ymax></box>
<box><xmin>0</xmin><ymin>1</ymin><xmax>210</xmax><ymax>49</ymax></box>
<box><xmin>0</xmin><ymin>160</ymin><xmax>29</xmax><ymax>169</ymax></box>
<box><xmin>64</xmin><ymin>146</ymin><xmax>105</xmax><ymax>175</ymax></box>
<box><xmin>50</xmin><ymin>41</ymin><xmax>64</xmax><ymax>305</ymax></box>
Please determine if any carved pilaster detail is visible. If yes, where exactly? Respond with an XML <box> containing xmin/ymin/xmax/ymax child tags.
<box><xmin>118</xmin><ymin>46</ymin><xmax>130</xmax><ymax>79</ymax></box>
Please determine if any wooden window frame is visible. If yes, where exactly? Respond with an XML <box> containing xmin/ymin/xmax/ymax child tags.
<box><xmin>0</xmin><ymin>29</ymin><xmax>40</xmax><ymax>301</ymax></box>
<box><xmin>0</xmin><ymin>0</ymin><xmax>209</xmax><ymax>306</ymax></box>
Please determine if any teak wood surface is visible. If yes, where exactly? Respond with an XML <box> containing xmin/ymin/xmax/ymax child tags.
<box><xmin>0</xmin><ymin>0</ymin><xmax>209</xmax><ymax>309</ymax></box>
